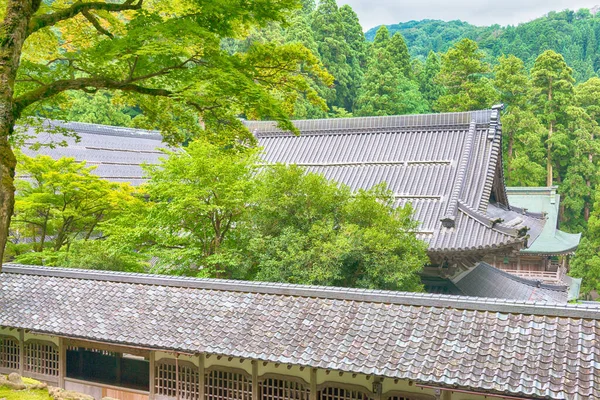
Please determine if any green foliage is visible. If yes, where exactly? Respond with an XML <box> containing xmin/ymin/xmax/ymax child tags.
<box><xmin>10</xmin><ymin>153</ymin><xmax>139</xmax><ymax>255</ymax></box>
<box><xmin>243</xmin><ymin>165</ymin><xmax>429</xmax><ymax>290</ymax></box>
<box><xmin>388</xmin><ymin>33</ymin><xmax>412</xmax><ymax>79</ymax></box>
<box><xmin>435</xmin><ymin>39</ymin><xmax>497</xmax><ymax>112</ymax></box>
<box><xmin>14</xmin><ymin>0</ymin><xmax>333</xmax><ymax>140</ymax></box>
<box><xmin>366</xmin><ymin>9</ymin><xmax>600</xmax><ymax>82</ymax></box>
<box><xmin>418</xmin><ymin>51</ymin><xmax>445</xmax><ymax>108</ymax></box>
<box><xmin>355</xmin><ymin>37</ymin><xmax>428</xmax><ymax>117</ymax></box>
<box><xmin>311</xmin><ymin>0</ymin><xmax>358</xmax><ymax>111</ymax></box>
<box><xmin>99</xmin><ymin>143</ymin><xmax>428</xmax><ymax>290</ymax></box>
<box><xmin>102</xmin><ymin>139</ymin><xmax>260</xmax><ymax>278</ymax></box>
<box><xmin>571</xmin><ymin>189</ymin><xmax>600</xmax><ymax>297</ymax></box>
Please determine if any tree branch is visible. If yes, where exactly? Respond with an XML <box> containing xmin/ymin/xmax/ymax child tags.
<box><xmin>28</xmin><ymin>0</ymin><xmax>143</xmax><ymax>35</ymax></box>
<box><xmin>81</xmin><ymin>9</ymin><xmax>114</xmax><ymax>39</ymax></box>
<box><xmin>14</xmin><ymin>77</ymin><xmax>172</xmax><ymax>115</ymax></box>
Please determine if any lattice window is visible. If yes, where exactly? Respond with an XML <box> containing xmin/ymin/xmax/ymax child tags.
<box><xmin>205</xmin><ymin>368</ymin><xmax>252</xmax><ymax>400</ymax></box>
<box><xmin>387</xmin><ymin>396</ymin><xmax>416</xmax><ymax>400</ymax></box>
<box><xmin>318</xmin><ymin>386</ymin><xmax>373</xmax><ymax>400</ymax></box>
<box><xmin>155</xmin><ymin>360</ymin><xmax>200</xmax><ymax>399</ymax></box>
<box><xmin>260</xmin><ymin>377</ymin><xmax>310</xmax><ymax>400</ymax></box>
<box><xmin>24</xmin><ymin>341</ymin><xmax>59</xmax><ymax>376</ymax></box>
<box><xmin>0</xmin><ymin>336</ymin><xmax>19</xmax><ymax>370</ymax></box>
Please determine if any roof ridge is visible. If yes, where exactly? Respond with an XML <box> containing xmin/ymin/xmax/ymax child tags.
<box><xmin>44</xmin><ymin>120</ymin><xmax>163</xmax><ymax>140</ymax></box>
<box><xmin>3</xmin><ymin>264</ymin><xmax>599</xmax><ymax>319</ymax></box>
<box><xmin>246</xmin><ymin>109</ymin><xmax>494</xmax><ymax>135</ymax></box>
<box><xmin>441</xmin><ymin>120</ymin><xmax>476</xmax><ymax>228</ymax></box>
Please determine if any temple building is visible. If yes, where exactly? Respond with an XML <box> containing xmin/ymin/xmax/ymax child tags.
<box><xmin>487</xmin><ymin>186</ymin><xmax>582</xmax><ymax>284</ymax></box>
<box><xmin>18</xmin><ymin>107</ymin><xmax>583</xmax><ymax>301</ymax></box>
<box><xmin>0</xmin><ymin>264</ymin><xmax>598</xmax><ymax>400</ymax></box>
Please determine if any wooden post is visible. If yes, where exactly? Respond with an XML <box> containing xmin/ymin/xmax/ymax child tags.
<box><xmin>58</xmin><ymin>338</ymin><xmax>66</xmax><ymax>388</ymax></box>
<box><xmin>252</xmin><ymin>361</ymin><xmax>259</xmax><ymax>400</ymax></box>
<box><xmin>310</xmin><ymin>368</ymin><xmax>317</xmax><ymax>400</ymax></box>
<box><xmin>517</xmin><ymin>255</ymin><xmax>521</xmax><ymax>272</ymax></box>
<box><xmin>176</xmin><ymin>354</ymin><xmax>180</xmax><ymax>400</ymax></box>
<box><xmin>149</xmin><ymin>351</ymin><xmax>155</xmax><ymax>400</ymax></box>
<box><xmin>199</xmin><ymin>354</ymin><xmax>205</xmax><ymax>400</ymax></box>
<box><xmin>116</xmin><ymin>353</ymin><xmax>122</xmax><ymax>385</ymax></box>
<box><xmin>18</xmin><ymin>330</ymin><xmax>24</xmax><ymax>376</ymax></box>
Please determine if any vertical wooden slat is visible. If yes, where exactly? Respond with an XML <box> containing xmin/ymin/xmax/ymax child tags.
<box><xmin>149</xmin><ymin>352</ymin><xmax>155</xmax><ymax>400</ymax></box>
<box><xmin>18</xmin><ymin>330</ymin><xmax>24</xmax><ymax>376</ymax></box>
<box><xmin>252</xmin><ymin>361</ymin><xmax>259</xmax><ymax>400</ymax></box>
<box><xmin>310</xmin><ymin>369</ymin><xmax>317</xmax><ymax>400</ymax></box>
<box><xmin>199</xmin><ymin>354</ymin><xmax>205</xmax><ymax>400</ymax></box>
<box><xmin>58</xmin><ymin>337</ymin><xmax>66</xmax><ymax>388</ymax></box>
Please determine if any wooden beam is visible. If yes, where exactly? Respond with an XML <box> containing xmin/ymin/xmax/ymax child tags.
<box><xmin>58</xmin><ymin>337</ymin><xmax>66</xmax><ymax>388</ymax></box>
<box><xmin>64</xmin><ymin>338</ymin><xmax>150</xmax><ymax>357</ymax></box>
<box><xmin>149</xmin><ymin>351</ymin><xmax>155</xmax><ymax>400</ymax></box>
<box><xmin>310</xmin><ymin>368</ymin><xmax>317</xmax><ymax>400</ymax></box>
<box><xmin>199</xmin><ymin>354</ymin><xmax>205</xmax><ymax>400</ymax></box>
<box><xmin>18</xmin><ymin>330</ymin><xmax>24</xmax><ymax>376</ymax></box>
<box><xmin>252</xmin><ymin>360</ymin><xmax>259</xmax><ymax>400</ymax></box>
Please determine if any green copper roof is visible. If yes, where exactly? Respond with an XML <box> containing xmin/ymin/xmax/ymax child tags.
<box><xmin>506</xmin><ymin>187</ymin><xmax>581</xmax><ymax>255</ymax></box>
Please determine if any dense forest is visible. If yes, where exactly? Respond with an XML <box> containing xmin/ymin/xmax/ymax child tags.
<box><xmin>9</xmin><ymin>0</ymin><xmax>600</xmax><ymax>295</ymax></box>
<box><xmin>366</xmin><ymin>8</ymin><xmax>600</xmax><ymax>82</ymax></box>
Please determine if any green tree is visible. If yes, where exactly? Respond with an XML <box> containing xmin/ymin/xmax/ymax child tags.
<box><xmin>0</xmin><ymin>0</ymin><xmax>331</xmax><ymax>270</ymax></box>
<box><xmin>371</xmin><ymin>25</ymin><xmax>390</xmax><ymax>51</ymax></box>
<box><xmin>311</xmin><ymin>0</ymin><xmax>356</xmax><ymax>111</ymax></box>
<box><xmin>243</xmin><ymin>165</ymin><xmax>428</xmax><ymax>290</ymax></box>
<box><xmin>571</xmin><ymin>190</ymin><xmax>600</xmax><ymax>298</ymax></box>
<box><xmin>9</xmin><ymin>153</ymin><xmax>138</xmax><ymax>257</ymax></box>
<box><xmin>493</xmin><ymin>55</ymin><xmax>546</xmax><ymax>186</ymax></box>
<box><xmin>355</xmin><ymin>43</ymin><xmax>428</xmax><ymax>116</ymax></box>
<box><xmin>418</xmin><ymin>51</ymin><xmax>445</xmax><ymax>109</ymax></box>
<box><xmin>387</xmin><ymin>32</ymin><xmax>412</xmax><ymax>79</ymax></box>
<box><xmin>530</xmin><ymin>50</ymin><xmax>575</xmax><ymax>186</ymax></box>
<box><xmin>66</xmin><ymin>91</ymin><xmax>134</xmax><ymax>127</ymax></box>
<box><xmin>435</xmin><ymin>39</ymin><xmax>497</xmax><ymax>112</ymax></box>
<box><xmin>102</xmin><ymin>139</ymin><xmax>260</xmax><ymax>278</ymax></box>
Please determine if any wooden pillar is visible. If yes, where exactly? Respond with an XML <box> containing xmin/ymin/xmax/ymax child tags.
<box><xmin>493</xmin><ymin>255</ymin><xmax>496</xmax><ymax>268</ymax></box>
<box><xmin>372</xmin><ymin>378</ymin><xmax>382</xmax><ymax>400</ymax></box>
<box><xmin>149</xmin><ymin>351</ymin><xmax>155</xmax><ymax>400</ymax></box>
<box><xmin>252</xmin><ymin>361</ymin><xmax>259</xmax><ymax>400</ymax></box>
<box><xmin>310</xmin><ymin>368</ymin><xmax>317</xmax><ymax>400</ymax></box>
<box><xmin>116</xmin><ymin>353</ymin><xmax>122</xmax><ymax>385</ymax></box>
<box><xmin>517</xmin><ymin>255</ymin><xmax>521</xmax><ymax>272</ymax></box>
<box><xmin>199</xmin><ymin>354</ymin><xmax>205</xmax><ymax>400</ymax></box>
<box><xmin>58</xmin><ymin>338</ymin><xmax>66</xmax><ymax>388</ymax></box>
<box><xmin>18</xmin><ymin>330</ymin><xmax>24</xmax><ymax>376</ymax></box>
<box><xmin>175</xmin><ymin>354</ymin><xmax>180</xmax><ymax>400</ymax></box>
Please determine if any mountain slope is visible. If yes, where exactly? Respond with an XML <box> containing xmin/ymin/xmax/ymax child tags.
<box><xmin>366</xmin><ymin>8</ymin><xmax>600</xmax><ymax>81</ymax></box>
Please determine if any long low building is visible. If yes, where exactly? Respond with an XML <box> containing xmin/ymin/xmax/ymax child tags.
<box><xmin>0</xmin><ymin>264</ymin><xmax>598</xmax><ymax>400</ymax></box>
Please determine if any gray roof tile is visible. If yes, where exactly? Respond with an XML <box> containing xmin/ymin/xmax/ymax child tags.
<box><xmin>247</xmin><ymin>108</ymin><xmax>543</xmax><ymax>253</ymax></box>
<box><xmin>1</xmin><ymin>264</ymin><xmax>599</xmax><ymax>399</ymax></box>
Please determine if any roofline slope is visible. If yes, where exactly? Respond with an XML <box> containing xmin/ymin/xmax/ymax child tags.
<box><xmin>245</xmin><ymin>109</ymin><xmax>494</xmax><ymax>135</ymax></box>
<box><xmin>24</xmin><ymin>119</ymin><xmax>164</xmax><ymax>141</ymax></box>
<box><xmin>2</xmin><ymin>264</ymin><xmax>598</xmax><ymax>319</ymax></box>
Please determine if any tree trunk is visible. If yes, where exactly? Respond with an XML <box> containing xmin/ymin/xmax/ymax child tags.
<box><xmin>546</xmin><ymin>121</ymin><xmax>553</xmax><ymax>186</ymax></box>
<box><xmin>546</xmin><ymin>79</ymin><xmax>553</xmax><ymax>187</ymax></box>
<box><xmin>0</xmin><ymin>1</ymin><xmax>42</xmax><ymax>270</ymax></box>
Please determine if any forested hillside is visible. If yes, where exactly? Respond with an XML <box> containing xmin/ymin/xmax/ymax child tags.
<box><xmin>366</xmin><ymin>8</ymin><xmax>600</xmax><ymax>81</ymax></box>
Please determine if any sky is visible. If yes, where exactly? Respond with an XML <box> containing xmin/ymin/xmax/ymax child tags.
<box><xmin>338</xmin><ymin>0</ymin><xmax>600</xmax><ymax>31</ymax></box>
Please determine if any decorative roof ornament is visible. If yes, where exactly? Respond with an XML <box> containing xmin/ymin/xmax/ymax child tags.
<box><xmin>487</xmin><ymin>103</ymin><xmax>504</xmax><ymax>140</ymax></box>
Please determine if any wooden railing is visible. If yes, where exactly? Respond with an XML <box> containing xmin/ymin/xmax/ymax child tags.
<box><xmin>501</xmin><ymin>269</ymin><xmax>562</xmax><ymax>284</ymax></box>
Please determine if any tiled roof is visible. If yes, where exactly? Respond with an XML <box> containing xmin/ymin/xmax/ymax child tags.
<box><xmin>247</xmin><ymin>108</ymin><xmax>544</xmax><ymax>253</ymax></box>
<box><xmin>1</xmin><ymin>264</ymin><xmax>599</xmax><ymax>399</ymax></box>
<box><xmin>452</xmin><ymin>262</ymin><xmax>568</xmax><ymax>303</ymax></box>
<box><xmin>21</xmin><ymin>121</ymin><xmax>165</xmax><ymax>186</ymax></box>
<box><xmin>507</xmin><ymin>187</ymin><xmax>582</xmax><ymax>254</ymax></box>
